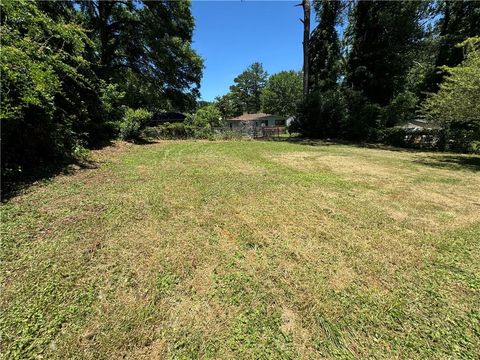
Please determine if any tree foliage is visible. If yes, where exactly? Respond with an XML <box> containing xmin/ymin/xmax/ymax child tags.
<box><xmin>1</xmin><ymin>0</ymin><xmax>203</xmax><ymax>179</ymax></box>
<box><xmin>424</xmin><ymin>1</ymin><xmax>480</xmax><ymax>92</ymax></box>
<box><xmin>1</xmin><ymin>0</ymin><xmax>98</xmax><ymax>173</ymax></box>
<box><xmin>214</xmin><ymin>93</ymin><xmax>243</xmax><ymax>119</ymax></box>
<box><xmin>229</xmin><ymin>62</ymin><xmax>268</xmax><ymax>114</ymax></box>
<box><xmin>295</xmin><ymin>0</ymin><xmax>479</xmax><ymax>147</ymax></box>
<box><xmin>345</xmin><ymin>1</ymin><xmax>427</xmax><ymax>106</ymax></box>
<box><xmin>77</xmin><ymin>0</ymin><xmax>203</xmax><ymax>111</ymax></box>
<box><xmin>261</xmin><ymin>71</ymin><xmax>302</xmax><ymax>117</ymax></box>
<box><xmin>421</xmin><ymin>38</ymin><xmax>480</xmax><ymax>151</ymax></box>
<box><xmin>186</xmin><ymin>105</ymin><xmax>223</xmax><ymax>129</ymax></box>
<box><xmin>119</xmin><ymin>108</ymin><xmax>152</xmax><ymax>140</ymax></box>
<box><xmin>309</xmin><ymin>0</ymin><xmax>342</xmax><ymax>92</ymax></box>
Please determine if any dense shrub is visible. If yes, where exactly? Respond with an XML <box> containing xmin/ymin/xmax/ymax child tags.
<box><xmin>342</xmin><ymin>89</ymin><xmax>383</xmax><ymax>141</ymax></box>
<box><xmin>142</xmin><ymin>106</ymin><xmax>224</xmax><ymax>140</ymax></box>
<box><xmin>142</xmin><ymin>123</ymin><xmax>195</xmax><ymax>139</ymax></box>
<box><xmin>100</xmin><ymin>81</ymin><xmax>127</xmax><ymax>127</ymax></box>
<box><xmin>380</xmin><ymin>127</ymin><xmax>441</xmax><ymax>150</ymax></box>
<box><xmin>142</xmin><ymin>123</ymin><xmax>248</xmax><ymax>141</ymax></box>
<box><xmin>294</xmin><ymin>89</ymin><xmax>346</xmax><ymax>138</ymax></box>
<box><xmin>186</xmin><ymin>105</ymin><xmax>223</xmax><ymax>128</ymax></box>
<box><xmin>0</xmin><ymin>0</ymin><xmax>98</xmax><ymax>177</ymax></box>
<box><xmin>213</xmin><ymin>130</ymin><xmax>244</xmax><ymax>140</ymax></box>
<box><xmin>441</xmin><ymin>123</ymin><xmax>480</xmax><ymax>153</ymax></box>
<box><xmin>119</xmin><ymin>108</ymin><xmax>152</xmax><ymax>140</ymax></box>
<box><xmin>380</xmin><ymin>128</ymin><xmax>410</xmax><ymax>147</ymax></box>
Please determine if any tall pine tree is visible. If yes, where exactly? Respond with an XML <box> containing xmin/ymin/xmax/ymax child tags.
<box><xmin>425</xmin><ymin>1</ymin><xmax>480</xmax><ymax>92</ymax></box>
<box><xmin>229</xmin><ymin>63</ymin><xmax>268</xmax><ymax>114</ymax></box>
<box><xmin>308</xmin><ymin>0</ymin><xmax>342</xmax><ymax>92</ymax></box>
<box><xmin>346</xmin><ymin>1</ymin><xmax>425</xmax><ymax>106</ymax></box>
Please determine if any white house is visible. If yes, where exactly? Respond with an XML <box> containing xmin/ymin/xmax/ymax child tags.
<box><xmin>225</xmin><ymin>113</ymin><xmax>287</xmax><ymax>137</ymax></box>
<box><xmin>226</xmin><ymin>113</ymin><xmax>285</xmax><ymax>128</ymax></box>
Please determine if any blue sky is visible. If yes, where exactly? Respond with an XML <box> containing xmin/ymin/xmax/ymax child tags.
<box><xmin>191</xmin><ymin>1</ymin><xmax>305</xmax><ymax>101</ymax></box>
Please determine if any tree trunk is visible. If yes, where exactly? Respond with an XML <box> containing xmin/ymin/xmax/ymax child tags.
<box><xmin>301</xmin><ymin>0</ymin><xmax>310</xmax><ymax>97</ymax></box>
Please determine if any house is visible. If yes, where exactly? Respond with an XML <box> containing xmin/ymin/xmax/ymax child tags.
<box><xmin>225</xmin><ymin>113</ymin><xmax>287</xmax><ymax>137</ymax></box>
<box><xmin>226</xmin><ymin>113</ymin><xmax>286</xmax><ymax>128</ymax></box>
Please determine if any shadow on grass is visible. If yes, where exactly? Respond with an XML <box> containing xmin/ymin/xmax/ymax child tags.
<box><xmin>1</xmin><ymin>138</ymin><xmax>160</xmax><ymax>202</ymax></box>
<box><xmin>413</xmin><ymin>156</ymin><xmax>480</xmax><ymax>172</ymax></box>
<box><xmin>282</xmin><ymin>137</ymin><xmax>480</xmax><ymax>171</ymax></box>
<box><xmin>130</xmin><ymin>138</ymin><xmax>157</xmax><ymax>145</ymax></box>
<box><xmin>283</xmin><ymin>137</ymin><xmax>430</xmax><ymax>152</ymax></box>
<box><xmin>1</xmin><ymin>159</ymin><xmax>98</xmax><ymax>202</ymax></box>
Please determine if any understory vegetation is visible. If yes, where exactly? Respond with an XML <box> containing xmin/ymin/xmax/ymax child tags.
<box><xmin>1</xmin><ymin>140</ymin><xmax>479</xmax><ymax>359</ymax></box>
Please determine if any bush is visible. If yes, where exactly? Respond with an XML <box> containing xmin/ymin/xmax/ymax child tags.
<box><xmin>142</xmin><ymin>123</ymin><xmax>195</xmax><ymax>139</ymax></box>
<box><xmin>100</xmin><ymin>80</ymin><xmax>127</xmax><ymax>128</ymax></box>
<box><xmin>142</xmin><ymin>124</ymin><xmax>248</xmax><ymax>141</ymax></box>
<box><xmin>119</xmin><ymin>108</ymin><xmax>152</xmax><ymax>140</ymax></box>
<box><xmin>379</xmin><ymin>127</ymin><xmax>441</xmax><ymax>150</ymax></box>
<box><xmin>192</xmin><ymin>126</ymin><xmax>214</xmax><ymax>140</ymax></box>
<box><xmin>380</xmin><ymin>127</ymin><xmax>409</xmax><ymax>147</ymax></box>
<box><xmin>1</xmin><ymin>0</ymin><xmax>98</xmax><ymax>178</ymax></box>
<box><xmin>441</xmin><ymin>123</ymin><xmax>480</xmax><ymax>153</ymax></box>
<box><xmin>186</xmin><ymin>105</ymin><xmax>223</xmax><ymax>128</ymax></box>
<box><xmin>213</xmin><ymin>130</ymin><xmax>244</xmax><ymax>140</ymax></box>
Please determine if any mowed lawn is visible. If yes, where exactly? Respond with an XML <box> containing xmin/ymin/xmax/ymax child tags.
<box><xmin>1</xmin><ymin>140</ymin><xmax>479</xmax><ymax>359</ymax></box>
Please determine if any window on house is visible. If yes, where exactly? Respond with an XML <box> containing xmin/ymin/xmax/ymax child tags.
<box><xmin>275</xmin><ymin>120</ymin><xmax>286</xmax><ymax>126</ymax></box>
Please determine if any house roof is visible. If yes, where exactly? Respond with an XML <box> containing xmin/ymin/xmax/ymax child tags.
<box><xmin>399</xmin><ymin>119</ymin><xmax>439</xmax><ymax>130</ymax></box>
<box><xmin>227</xmin><ymin>113</ymin><xmax>283</xmax><ymax>121</ymax></box>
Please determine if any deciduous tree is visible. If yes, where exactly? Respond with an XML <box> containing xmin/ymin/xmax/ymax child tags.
<box><xmin>345</xmin><ymin>1</ymin><xmax>426</xmax><ymax>106</ymax></box>
<box><xmin>422</xmin><ymin>37</ymin><xmax>480</xmax><ymax>151</ymax></box>
<box><xmin>261</xmin><ymin>71</ymin><xmax>302</xmax><ymax>117</ymax></box>
<box><xmin>76</xmin><ymin>0</ymin><xmax>203</xmax><ymax>110</ymax></box>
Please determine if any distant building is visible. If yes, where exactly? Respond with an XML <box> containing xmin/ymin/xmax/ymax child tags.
<box><xmin>225</xmin><ymin>113</ymin><xmax>286</xmax><ymax>138</ymax></box>
<box><xmin>398</xmin><ymin>119</ymin><xmax>439</xmax><ymax>131</ymax></box>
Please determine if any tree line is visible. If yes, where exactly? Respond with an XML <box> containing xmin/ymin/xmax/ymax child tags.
<box><xmin>1</xmin><ymin>0</ymin><xmax>202</xmax><ymax>179</ymax></box>
<box><xmin>2</xmin><ymin>0</ymin><xmax>479</xmax><ymax>183</ymax></box>
<box><xmin>295</xmin><ymin>0</ymin><xmax>480</xmax><ymax>151</ymax></box>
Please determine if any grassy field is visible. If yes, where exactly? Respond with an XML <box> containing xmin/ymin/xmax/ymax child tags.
<box><xmin>1</xmin><ymin>140</ymin><xmax>479</xmax><ymax>359</ymax></box>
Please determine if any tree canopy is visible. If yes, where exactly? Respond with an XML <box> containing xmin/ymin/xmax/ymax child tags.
<box><xmin>421</xmin><ymin>37</ymin><xmax>480</xmax><ymax>151</ymax></box>
<box><xmin>309</xmin><ymin>0</ymin><xmax>342</xmax><ymax>92</ymax></box>
<box><xmin>261</xmin><ymin>71</ymin><xmax>302</xmax><ymax>117</ymax></box>
<box><xmin>229</xmin><ymin>62</ymin><xmax>268</xmax><ymax>114</ymax></box>
<box><xmin>345</xmin><ymin>1</ymin><xmax>427</xmax><ymax>106</ymax></box>
<box><xmin>77</xmin><ymin>0</ymin><xmax>203</xmax><ymax>111</ymax></box>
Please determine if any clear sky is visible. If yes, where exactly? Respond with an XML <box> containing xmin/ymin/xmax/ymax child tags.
<box><xmin>191</xmin><ymin>1</ymin><xmax>305</xmax><ymax>101</ymax></box>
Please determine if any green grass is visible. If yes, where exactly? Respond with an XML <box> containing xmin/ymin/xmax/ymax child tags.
<box><xmin>1</xmin><ymin>140</ymin><xmax>479</xmax><ymax>359</ymax></box>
